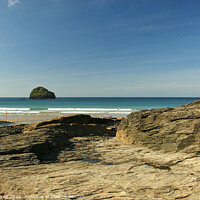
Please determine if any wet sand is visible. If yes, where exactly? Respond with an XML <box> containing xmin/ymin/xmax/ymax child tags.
<box><xmin>0</xmin><ymin>113</ymin><xmax>127</xmax><ymax>125</ymax></box>
<box><xmin>0</xmin><ymin>114</ymin><xmax>64</xmax><ymax>125</ymax></box>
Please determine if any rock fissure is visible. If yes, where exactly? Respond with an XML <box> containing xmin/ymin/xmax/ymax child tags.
<box><xmin>170</xmin><ymin>117</ymin><xmax>200</xmax><ymax>122</ymax></box>
<box><xmin>175</xmin><ymin>193</ymin><xmax>192</xmax><ymax>199</ymax></box>
<box><xmin>144</xmin><ymin>162</ymin><xmax>171</xmax><ymax>171</ymax></box>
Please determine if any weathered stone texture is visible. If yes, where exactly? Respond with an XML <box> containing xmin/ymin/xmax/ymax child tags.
<box><xmin>1</xmin><ymin>106</ymin><xmax>200</xmax><ymax>199</ymax></box>
<box><xmin>116</xmin><ymin>100</ymin><xmax>200</xmax><ymax>153</ymax></box>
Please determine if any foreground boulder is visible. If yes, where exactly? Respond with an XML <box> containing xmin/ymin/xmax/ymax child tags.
<box><xmin>29</xmin><ymin>86</ymin><xmax>56</xmax><ymax>99</ymax></box>
<box><xmin>116</xmin><ymin>100</ymin><xmax>200</xmax><ymax>153</ymax></box>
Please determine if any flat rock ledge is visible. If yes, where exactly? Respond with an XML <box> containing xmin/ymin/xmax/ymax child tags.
<box><xmin>0</xmin><ymin>105</ymin><xmax>200</xmax><ymax>199</ymax></box>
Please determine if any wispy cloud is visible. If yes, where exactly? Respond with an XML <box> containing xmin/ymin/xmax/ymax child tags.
<box><xmin>46</xmin><ymin>68</ymin><xmax>133</xmax><ymax>79</ymax></box>
<box><xmin>128</xmin><ymin>22</ymin><xmax>195</xmax><ymax>33</ymax></box>
<box><xmin>8</xmin><ymin>0</ymin><xmax>20</xmax><ymax>7</ymax></box>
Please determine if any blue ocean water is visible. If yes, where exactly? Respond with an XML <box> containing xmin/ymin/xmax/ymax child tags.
<box><xmin>0</xmin><ymin>97</ymin><xmax>199</xmax><ymax>116</ymax></box>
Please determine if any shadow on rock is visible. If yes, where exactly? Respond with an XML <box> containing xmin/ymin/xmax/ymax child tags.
<box><xmin>0</xmin><ymin>114</ymin><xmax>120</xmax><ymax>167</ymax></box>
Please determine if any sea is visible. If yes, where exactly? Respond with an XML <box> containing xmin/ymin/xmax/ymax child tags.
<box><xmin>0</xmin><ymin>97</ymin><xmax>199</xmax><ymax>117</ymax></box>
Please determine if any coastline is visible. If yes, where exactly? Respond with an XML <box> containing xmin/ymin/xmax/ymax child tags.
<box><xmin>1</xmin><ymin>101</ymin><xmax>200</xmax><ymax>199</ymax></box>
<box><xmin>0</xmin><ymin>113</ymin><xmax>127</xmax><ymax>125</ymax></box>
<box><xmin>0</xmin><ymin>97</ymin><xmax>199</xmax><ymax>125</ymax></box>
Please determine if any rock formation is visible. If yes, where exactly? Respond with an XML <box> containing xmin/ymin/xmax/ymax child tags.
<box><xmin>29</xmin><ymin>86</ymin><xmax>56</xmax><ymax>99</ymax></box>
<box><xmin>0</xmin><ymin>114</ymin><xmax>119</xmax><ymax>167</ymax></box>
<box><xmin>1</xmin><ymin>104</ymin><xmax>200</xmax><ymax>199</ymax></box>
<box><xmin>116</xmin><ymin>100</ymin><xmax>200</xmax><ymax>153</ymax></box>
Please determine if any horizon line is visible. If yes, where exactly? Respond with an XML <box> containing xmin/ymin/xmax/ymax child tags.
<box><xmin>0</xmin><ymin>96</ymin><xmax>200</xmax><ymax>97</ymax></box>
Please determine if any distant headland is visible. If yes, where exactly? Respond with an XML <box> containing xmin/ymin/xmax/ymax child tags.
<box><xmin>29</xmin><ymin>86</ymin><xmax>56</xmax><ymax>99</ymax></box>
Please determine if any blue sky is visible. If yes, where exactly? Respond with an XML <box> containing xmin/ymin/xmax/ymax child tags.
<box><xmin>0</xmin><ymin>0</ymin><xmax>200</xmax><ymax>97</ymax></box>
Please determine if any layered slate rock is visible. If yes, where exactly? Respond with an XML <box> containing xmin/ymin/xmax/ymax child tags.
<box><xmin>1</xmin><ymin>113</ymin><xmax>200</xmax><ymax>199</ymax></box>
<box><xmin>116</xmin><ymin>100</ymin><xmax>200</xmax><ymax>153</ymax></box>
<box><xmin>0</xmin><ymin>115</ymin><xmax>119</xmax><ymax>167</ymax></box>
<box><xmin>0</xmin><ymin>125</ymin><xmax>67</xmax><ymax>166</ymax></box>
<box><xmin>29</xmin><ymin>86</ymin><xmax>56</xmax><ymax>99</ymax></box>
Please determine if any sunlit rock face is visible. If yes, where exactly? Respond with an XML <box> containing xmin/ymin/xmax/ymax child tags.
<box><xmin>116</xmin><ymin>100</ymin><xmax>200</xmax><ymax>154</ymax></box>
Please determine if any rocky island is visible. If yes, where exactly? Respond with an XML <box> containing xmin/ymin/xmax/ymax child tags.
<box><xmin>29</xmin><ymin>86</ymin><xmax>56</xmax><ymax>99</ymax></box>
<box><xmin>1</xmin><ymin>101</ymin><xmax>200</xmax><ymax>199</ymax></box>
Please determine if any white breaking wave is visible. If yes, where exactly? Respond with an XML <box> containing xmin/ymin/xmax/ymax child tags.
<box><xmin>0</xmin><ymin>107</ymin><xmax>132</xmax><ymax>115</ymax></box>
<box><xmin>61</xmin><ymin>111</ymin><xmax>131</xmax><ymax>114</ymax></box>
<box><xmin>48</xmin><ymin>108</ymin><xmax>132</xmax><ymax>111</ymax></box>
<box><xmin>0</xmin><ymin>108</ymin><xmax>30</xmax><ymax>111</ymax></box>
<box><xmin>0</xmin><ymin>110</ymin><xmax>40</xmax><ymax>114</ymax></box>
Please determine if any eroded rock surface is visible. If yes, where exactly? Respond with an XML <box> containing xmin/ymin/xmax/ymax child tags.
<box><xmin>0</xmin><ymin>109</ymin><xmax>200</xmax><ymax>199</ymax></box>
<box><xmin>1</xmin><ymin>137</ymin><xmax>200</xmax><ymax>200</ymax></box>
<box><xmin>0</xmin><ymin>114</ymin><xmax>119</xmax><ymax>167</ymax></box>
<box><xmin>116</xmin><ymin>100</ymin><xmax>200</xmax><ymax>154</ymax></box>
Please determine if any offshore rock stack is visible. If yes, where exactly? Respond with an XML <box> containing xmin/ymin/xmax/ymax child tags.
<box><xmin>29</xmin><ymin>86</ymin><xmax>56</xmax><ymax>99</ymax></box>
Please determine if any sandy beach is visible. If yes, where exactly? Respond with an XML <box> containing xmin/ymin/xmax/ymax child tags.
<box><xmin>0</xmin><ymin>114</ymin><xmax>63</xmax><ymax>125</ymax></box>
<box><xmin>0</xmin><ymin>97</ymin><xmax>199</xmax><ymax>126</ymax></box>
<box><xmin>0</xmin><ymin>113</ymin><xmax>127</xmax><ymax>125</ymax></box>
